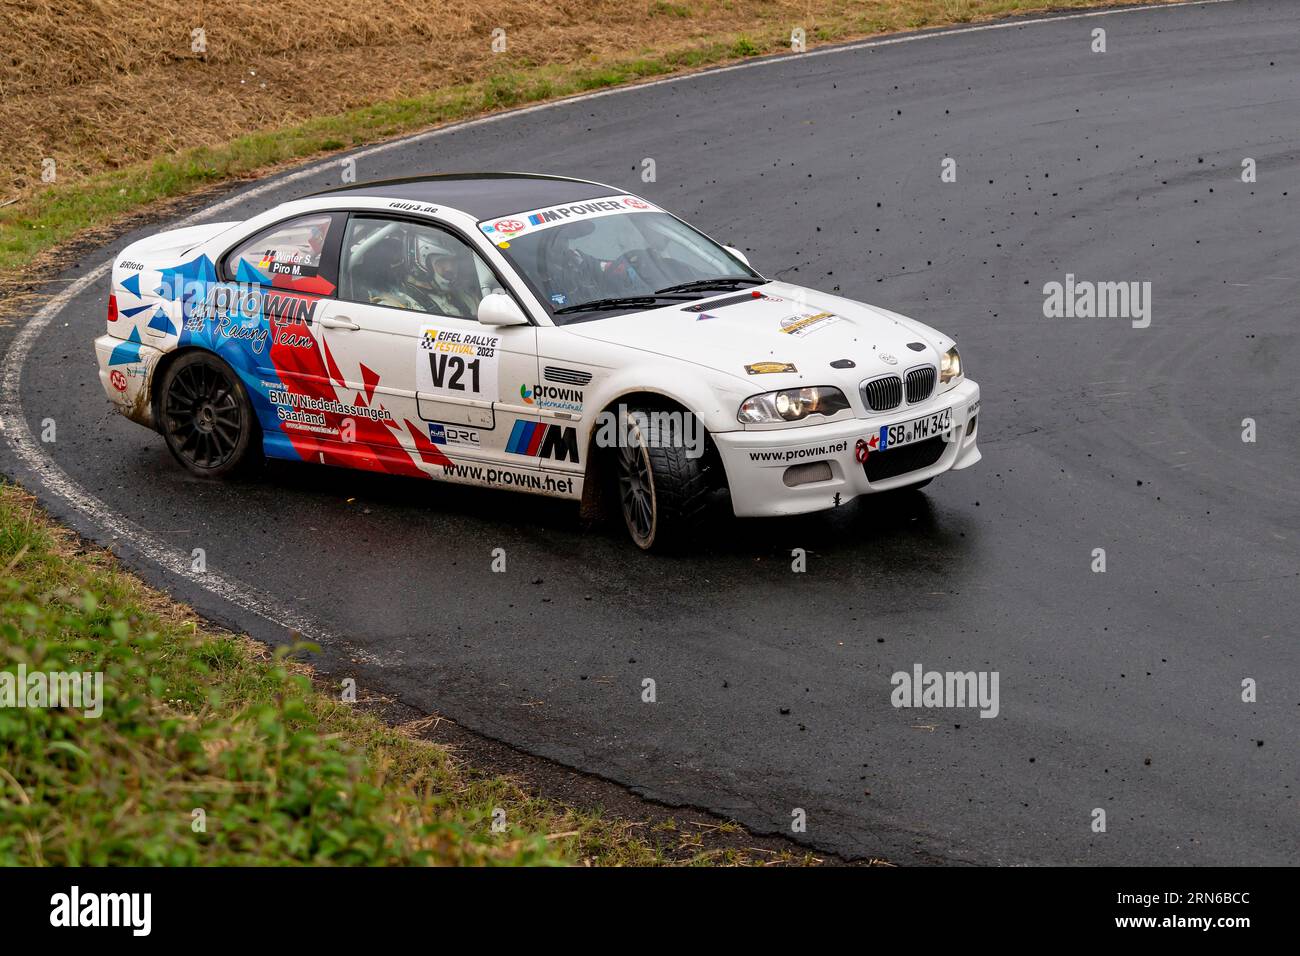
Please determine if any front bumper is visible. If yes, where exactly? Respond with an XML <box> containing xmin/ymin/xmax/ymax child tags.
<box><xmin>713</xmin><ymin>378</ymin><xmax>981</xmax><ymax>517</ymax></box>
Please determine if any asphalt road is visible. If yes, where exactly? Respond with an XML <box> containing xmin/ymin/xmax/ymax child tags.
<box><xmin>4</xmin><ymin>0</ymin><xmax>1297</xmax><ymax>865</ymax></box>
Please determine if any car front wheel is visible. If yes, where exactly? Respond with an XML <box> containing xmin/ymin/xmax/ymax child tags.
<box><xmin>614</xmin><ymin>405</ymin><xmax>716</xmax><ymax>551</ymax></box>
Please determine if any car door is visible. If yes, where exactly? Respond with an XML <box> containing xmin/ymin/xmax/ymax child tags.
<box><xmin>313</xmin><ymin>212</ymin><xmax>540</xmax><ymax>476</ymax></box>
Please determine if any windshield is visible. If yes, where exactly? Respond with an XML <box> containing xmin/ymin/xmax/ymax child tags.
<box><xmin>479</xmin><ymin>198</ymin><xmax>760</xmax><ymax>323</ymax></box>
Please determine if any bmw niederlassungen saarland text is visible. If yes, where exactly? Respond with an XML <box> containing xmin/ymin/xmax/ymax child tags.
<box><xmin>94</xmin><ymin>173</ymin><xmax>981</xmax><ymax>549</ymax></box>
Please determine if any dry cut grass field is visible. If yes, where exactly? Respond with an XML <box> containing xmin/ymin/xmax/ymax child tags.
<box><xmin>0</xmin><ymin>0</ymin><xmax>1180</xmax><ymax>197</ymax></box>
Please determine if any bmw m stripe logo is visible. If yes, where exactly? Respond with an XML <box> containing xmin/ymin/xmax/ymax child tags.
<box><xmin>506</xmin><ymin>420</ymin><xmax>581</xmax><ymax>463</ymax></box>
<box><xmin>507</xmin><ymin>420</ymin><xmax>547</xmax><ymax>456</ymax></box>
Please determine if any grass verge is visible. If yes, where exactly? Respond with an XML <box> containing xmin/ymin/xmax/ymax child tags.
<box><xmin>0</xmin><ymin>483</ymin><xmax>820</xmax><ymax>865</ymax></box>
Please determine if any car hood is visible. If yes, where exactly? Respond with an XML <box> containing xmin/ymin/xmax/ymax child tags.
<box><xmin>560</xmin><ymin>281</ymin><xmax>954</xmax><ymax>389</ymax></box>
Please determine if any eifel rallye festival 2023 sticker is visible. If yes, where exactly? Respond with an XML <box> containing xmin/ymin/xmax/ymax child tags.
<box><xmin>417</xmin><ymin>326</ymin><xmax>501</xmax><ymax>399</ymax></box>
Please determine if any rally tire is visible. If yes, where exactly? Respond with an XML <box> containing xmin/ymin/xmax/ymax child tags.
<box><xmin>615</xmin><ymin>405</ymin><xmax>715</xmax><ymax>551</ymax></box>
<box><xmin>157</xmin><ymin>351</ymin><xmax>262</xmax><ymax>479</ymax></box>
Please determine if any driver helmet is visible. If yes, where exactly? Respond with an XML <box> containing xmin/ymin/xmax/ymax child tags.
<box><xmin>429</xmin><ymin>252</ymin><xmax>460</xmax><ymax>288</ymax></box>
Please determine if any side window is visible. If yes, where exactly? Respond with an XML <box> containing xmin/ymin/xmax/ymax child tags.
<box><xmin>339</xmin><ymin>216</ymin><xmax>499</xmax><ymax>321</ymax></box>
<box><xmin>223</xmin><ymin>213</ymin><xmax>341</xmax><ymax>293</ymax></box>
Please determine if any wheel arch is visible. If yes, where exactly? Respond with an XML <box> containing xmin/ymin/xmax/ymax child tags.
<box><xmin>149</xmin><ymin>345</ymin><xmax>259</xmax><ymax>439</ymax></box>
<box><xmin>148</xmin><ymin>344</ymin><xmax>197</xmax><ymax>432</ymax></box>
<box><xmin>578</xmin><ymin>388</ymin><xmax>727</xmax><ymax>525</ymax></box>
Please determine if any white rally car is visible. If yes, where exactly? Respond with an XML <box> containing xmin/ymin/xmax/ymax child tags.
<box><xmin>94</xmin><ymin>173</ymin><xmax>980</xmax><ymax>549</ymax></box>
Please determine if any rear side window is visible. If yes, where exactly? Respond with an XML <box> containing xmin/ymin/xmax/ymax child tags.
<box><xmin>223</xmin><ymin>213</ymin><xmax>342</xmax><ymax>294</ymax></box>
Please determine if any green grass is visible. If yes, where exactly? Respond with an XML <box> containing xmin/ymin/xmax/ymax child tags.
<box><xmin>0</xmin><ymin>484</ymin><xmax>810</xmax><ymax>865</ymax></box>
<box><xmin>0</xmin><ymin>485</ymin><xmax>550</xmax><ymax>864</ymax></box>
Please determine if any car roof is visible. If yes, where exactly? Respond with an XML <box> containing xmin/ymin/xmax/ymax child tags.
<box><xmin>311</xmin><ymin>172</ymin><xmax>618</xmax><ymax>221</ymax></box>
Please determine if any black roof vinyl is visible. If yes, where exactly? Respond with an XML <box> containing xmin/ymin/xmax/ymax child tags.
<box><xmin>311</xmin><ymin>173</ymin><xmax>617</xmax><ymax>220</ymax></box>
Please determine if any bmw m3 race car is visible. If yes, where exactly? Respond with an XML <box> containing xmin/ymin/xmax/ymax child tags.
<box><xmin>94</xmin><ymin>173</ymin><xmax>981</xmax><ymax>549</ymax></box>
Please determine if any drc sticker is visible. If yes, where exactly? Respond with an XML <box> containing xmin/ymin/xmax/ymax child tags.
<box><xmin>745</xmin><ymin>362</ymin><xmax>798</xmax><ymax>375</ymax></box>
<box><xmin>417</xmin><ymin>326</ymin><xmax>501</xmax><ymax>399</ymax></box>
<box><xmin>428</xmin><ymin>422</ymin><xmax>481</xmax><ymax>447</ymax></box>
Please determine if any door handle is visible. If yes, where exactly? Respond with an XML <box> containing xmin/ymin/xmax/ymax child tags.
<box><xmin>320</xmin><ymin>316</ymin><xmax>360</xmax><ymax>330</ymax></box>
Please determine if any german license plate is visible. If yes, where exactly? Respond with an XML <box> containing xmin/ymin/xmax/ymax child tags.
<box><xmin>880</xmin><ymin>407</ymin><xmax>952</xmax><ymax>450</ymax></box>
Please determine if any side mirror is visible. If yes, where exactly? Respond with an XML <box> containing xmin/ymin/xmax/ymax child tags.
<box><xmin>724</xmin><ymin>245</ymin><xmax>751</xmax><ymax>267</ymax></box>
<box><xmin>477</xmin><ymin>292</ymin><xmax>529</xmax><ymax>327</ymax></box>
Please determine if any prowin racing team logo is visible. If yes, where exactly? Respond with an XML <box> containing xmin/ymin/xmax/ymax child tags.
<box><xmin>193</xmin><ymin>282</ymin><xmax>322</xmax><ymax>329</ymax></box>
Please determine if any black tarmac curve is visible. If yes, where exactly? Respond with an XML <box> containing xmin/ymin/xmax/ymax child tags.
<box><xmin>4</xmin><ymin>0</ymin><xmax>1297</xmax><ymax>865</ymax></box>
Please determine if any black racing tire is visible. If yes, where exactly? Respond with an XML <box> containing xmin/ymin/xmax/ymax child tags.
<box><xmin>157</xmin><ymin>351</ymin><xmax>263</xmax><ymax>479</ymax></box>
<box><xmin>614</xmin><ymin>404</ymin><xmax>717</xmax><ymax>551</ymax></box>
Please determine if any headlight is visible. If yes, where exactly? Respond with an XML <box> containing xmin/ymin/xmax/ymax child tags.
<box><xmin>940</xmin><ymin>346</ymin><xmax>963</xmax><ymax>386</ymax></box>
<box><xmin>738</xmin><ymin>386</ymin><xmax>850</xmax><ymax>424</ymax></box>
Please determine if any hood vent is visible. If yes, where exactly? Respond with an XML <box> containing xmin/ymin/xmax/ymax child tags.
<box><xmin>544</xmin><ymin>366</ymin><xmax>593</xmax><ymax>386</ymax></box>
<box><xmin>681</xmin><ymin>291</ymin><xmax>768</xmax><ymax>313</ymax></box>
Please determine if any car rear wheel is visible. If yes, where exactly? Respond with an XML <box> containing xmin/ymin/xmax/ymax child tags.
<box><xmin>614</xmin><ymin>405</ymin><xmax>716</xmax><ymax>551</ymax></box>
<box><xmin>158</xmin><ymin>351</ymin><xmax>261</xmax><ymax>478</ymax></box>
